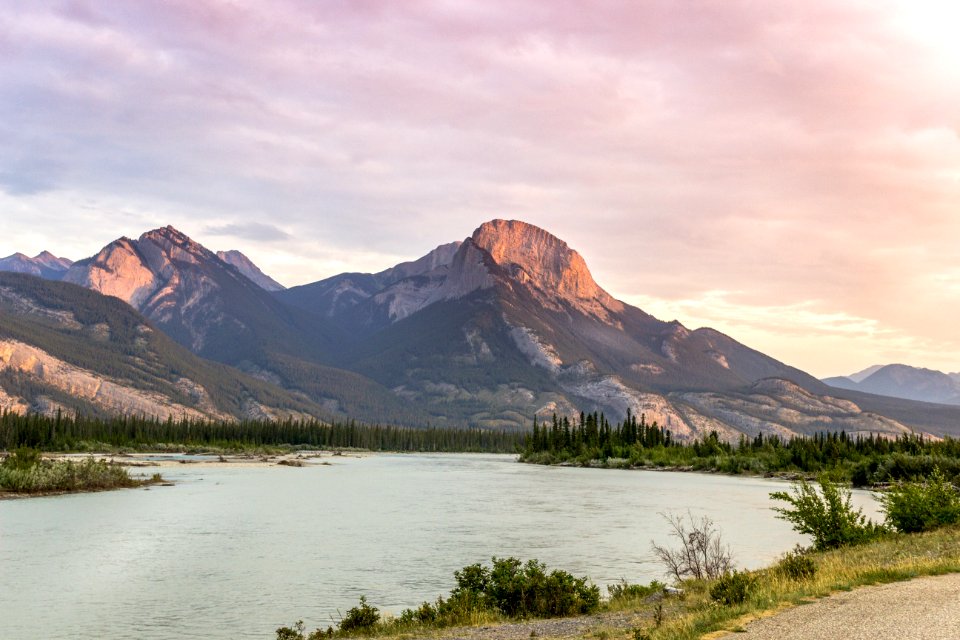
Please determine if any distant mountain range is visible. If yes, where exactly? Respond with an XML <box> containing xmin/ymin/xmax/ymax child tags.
<box><xmin>0</xmin><ymin>251</ymin><xmax>73</xmax><ymax>280</ymax></box>
<box><xmin>824</xmin><ymin>364</ymin><xmax>960</xmax><ymax>406</ymax></box>
<box><xmin>2</xmin><ymin>220</ymin><xmax>959</xmax><ymax>438</ymax></box>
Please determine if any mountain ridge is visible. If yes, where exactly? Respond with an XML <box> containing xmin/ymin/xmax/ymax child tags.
<box><xmin>216</xmin><ymin>250</ymin><xmax>286</xmax><ymax>291</ymax></box>
<box><xmin>824</xmin><ymin>363</ymin><xmax>960</xmax><ymax>406</ymax></box>
<box><xmin>59</xmin><ymin>225</ymin><xmax>430</xmax><ymax>425</ymax></box>
<box><xmin>7</xmin><ymin>219</ymin><xmax>960</xmax><ymax>438</ymax></box>
<box><xmin>0</xmin><ymin>251</ymin><xmax>74</xmax><ymax>280</ymax></box>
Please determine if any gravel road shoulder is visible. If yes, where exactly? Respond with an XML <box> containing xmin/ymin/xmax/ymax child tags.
<box><xmin>719</xmin><ymin>573</ymin><xmax>960</xmax><ymax>640</ymax></box>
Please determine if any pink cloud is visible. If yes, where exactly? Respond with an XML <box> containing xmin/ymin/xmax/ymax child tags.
<box><xmin>1</xmin><ymin>0</ymin><xmax>958</xmax><ymax>375</ymax></box>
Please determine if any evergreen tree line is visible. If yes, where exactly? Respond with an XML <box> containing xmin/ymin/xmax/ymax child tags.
<box><xmin>0</xmin><ymin>410</ymin><xmax>524</xmax><ymax>453</ymax></box>
<box><xmin>522</xmin><ymin>410</ymin><xmax>960</xmax><ymax>486</ymax></box>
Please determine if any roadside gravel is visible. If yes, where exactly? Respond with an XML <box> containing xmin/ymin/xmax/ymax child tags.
<box><xmin>723</xmin><ymin>573</ymin><xmax>960</xmax><ymax>640</ymax></box>
<box><xmin>430</xmin><ymin>609</ymin><xmax>653</xmax><ymax>640</ymax></box>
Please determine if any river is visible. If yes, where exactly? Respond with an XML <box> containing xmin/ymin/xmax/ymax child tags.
<box><xmin>0</xmin><ymin>453</ymin><xmax>880</xmax><ymax>639</ymax></box>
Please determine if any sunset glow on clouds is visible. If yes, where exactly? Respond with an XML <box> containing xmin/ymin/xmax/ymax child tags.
<box><xmin>1</xmin><ymin>1</ymin><xmax>958</xmax><ymax>377</ymax></box>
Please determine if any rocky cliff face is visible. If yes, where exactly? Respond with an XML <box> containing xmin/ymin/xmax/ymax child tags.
<box><xmin>65</xmin><ymin>237</ymin><xmax>162</xmax><ymax>307</ymax></box>
<box><xmin>470</xmin><ymin>219</ymin><xmax>624</xmax><ymax>321</ymax></box>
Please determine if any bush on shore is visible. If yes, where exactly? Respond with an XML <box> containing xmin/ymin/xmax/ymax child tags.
<box><xmin>277</xmin><ymin>557</ymin><xmax>601</xmax><ymax>639</ymax></box>
<box><xmin>0</xmin><ymin>447</ymin><xmax>152</xmax><ymax>493</ymax></box>
<box><xmin>770</xmin><ymin>476</ymin><xmax>886</xmax><ymax>550</ymax></box>
<box><xmin>879</xmin><ymin>467</ymin><xmax>960</xmax><ymax>533</ymax></box>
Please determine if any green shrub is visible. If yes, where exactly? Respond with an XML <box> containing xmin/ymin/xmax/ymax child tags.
<box><xmin>339</xmin><ymin>596</ymin><xmax>379</xmax><ymax>633</ymax></box>
<box><xmin>276</xmin><ymin>620</ymin><xmax>306</xmax><ymax>640</ymax></box>
<box><xmin>607</xmin><ymin>579</ymin><xmax>665</xmax><ymax>603</ymax></box>
<box><xmin>709</xmin><ymin>571</ymin><xmax>755</xmax><ymax>605</ymax></box>
<box><xmin>770</xmin><ymin>477</ymin><xmax>886</xmax><ymax>550</ymax></box>
<box><xmin>394</xmin><ymin>557</ymin><xmax>600</xmax><ymax>627</ymax></box>
<box><xmin>776</xmin><ymin>546</ymin><xmax>816</xmax><ymax>580</ymax></box>
<box><xmin>879</xmin><ymin>467</ymin><xmax>960</xmax><ymax>533</ymax></box>
<box><xmin>3</xmin><ymin>447</ymin><xmax>42</xmax><ymax>470</ymax></box>
<box><xmin>480</xmin><ymin>557</ymin><xmax>600</xmax><ymax>618</ymax></box>
<box><xmin>410</xmin><ymin>600</ymin><xmax>438</xmax><ymax>623</ymax></box>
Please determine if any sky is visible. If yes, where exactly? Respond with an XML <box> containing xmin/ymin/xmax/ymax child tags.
<box><xmin>1</xmin><ymin>1</ymin><xmax>959</xmax><ymax>378</ymax></box>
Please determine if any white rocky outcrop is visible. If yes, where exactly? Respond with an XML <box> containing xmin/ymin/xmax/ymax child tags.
<box><xmin>0</xmin><ymin>339</ymin><xmax>225</xmax><ymax>420</ymax></box>
<box><xmin>372</xmin><ymin>267</ymin><xmax>448</xmax><ymax>321</ymax></box>
<box><xmin>676</xmin><ymin>379</ymin><xmax>915</xmax><ymax>439</ymax></box>
<box><xmin>371</xmin><ymin>240</ymin><xmax>495</xmax><ymax>322</ymax></box>
<box><xmin>509</xmin><ymin>325</ymin><xmax>563</xmax><ymax>373</ymax></box>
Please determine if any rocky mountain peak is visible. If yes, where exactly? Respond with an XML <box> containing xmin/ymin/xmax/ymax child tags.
<box><xmin>34</xmin><ymin>250</ymin><xmax>72</xmax><ymax>267</ymax></box>
<box><xmin>217</xmin><ymin>250</ymin><xmax>286</xmax><ymax>291</ymax></box>
<box><xmin>139</xmin><ymin>225</ymin><xmax>214</xmax><ymax>264</ymax></box>
<box><xmin>469</xmin><ymin>219</ymin><xmax>623</xmax><ymax>317</ymax></box>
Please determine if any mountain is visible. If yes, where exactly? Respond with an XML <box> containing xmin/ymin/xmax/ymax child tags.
<box><xmin>824</xmin><ymin>364</ymin><xmax>960</xmax><ymax>406</ymax></box>
<box><xmin>0</xmin><ymin>272</ymin><xmax>329</xmax><ymax>420</ymax></box>
<box><xmin>61</xmin><ymin>226</ymin><xmax>428</xmax><ymax>424</ymax></box>
<box><xmin>19</xmin><ymin>219</ymin><xmax>960</xmax><ymax>438</ymax></box>
<box><xmin>849</xmin><ymin>364</ymin><xmax>885</xmax><ymax>383</ymax></box>
<box><xmin>0</xmin><ymin>251</ymin><xmax>73</xmax><ymax>280</ymax></box>
<box><xmin>279</xmin><ymin>219</ymin><xmax>954</xmax><ymax>437</ymax></box>
<box><xmin>820</xmin><ymin>375</ymin><xmax>860</xmax><ymax>391</ymax></box>
<box><xmin>278</xmin><ymin>241</ymin><xmax>461</xmax><ymax>321</ymax></box>
<box><xmin>216</xmin><ymin>250</ymin><xmax>286</xmax><ymax>291</ymax></box>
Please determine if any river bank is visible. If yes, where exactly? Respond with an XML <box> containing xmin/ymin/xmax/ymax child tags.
<box><xmin>0</xmin><ymin>452</ymin><xmax>167</xmax><ymax>499</ymax></box>
<box><xmin>44</xmin><ymin>449</ymin><xmax>362</xmax><ymax>468</ymax></box>
<box><xmin>325</xmin><ymin>524</ymin><xmax>960</xmax><ymax>640</ymax></box>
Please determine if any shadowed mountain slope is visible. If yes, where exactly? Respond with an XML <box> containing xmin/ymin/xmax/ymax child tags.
<box><xmin>0</xmin><ymin>272</ymin><xmax>330</xmax><ymax>420</ymax></box>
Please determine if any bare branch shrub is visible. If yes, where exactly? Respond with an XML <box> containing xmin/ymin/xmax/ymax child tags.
<box><xmin>650</xmin><ymin>511</ymin><xmax>733</xmax><ymax>582</ymax></box>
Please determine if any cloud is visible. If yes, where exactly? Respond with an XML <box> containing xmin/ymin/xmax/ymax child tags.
<box><xmin>203</xmin><ymin>222</ymin><xmax>291</xmax><ymax>242</ymax></box>
<box><xmin>1</xmin><ymin>1</ymin><xmax>958</xmax><ymax>375</ymax></box>
<box><xmin>0</xmin><ymin>153</ymin><xmax>64</xmax><ymax>195</ymax></box>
